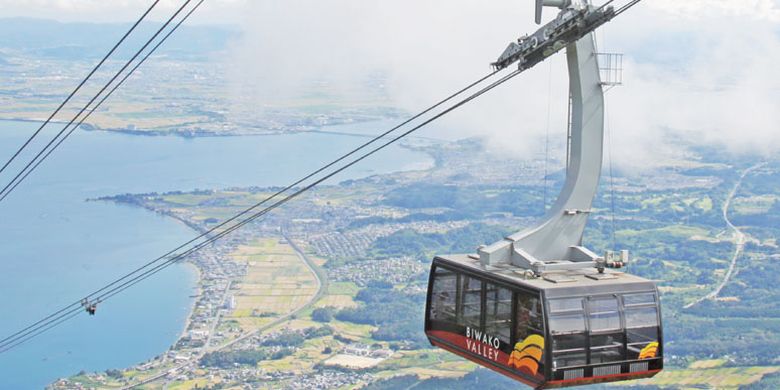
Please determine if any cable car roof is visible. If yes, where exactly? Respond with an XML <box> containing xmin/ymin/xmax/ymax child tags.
<box><xmin>435</xmin><ymin>254</ymin><xmax>657</xmax><ymax>298</ymax></box>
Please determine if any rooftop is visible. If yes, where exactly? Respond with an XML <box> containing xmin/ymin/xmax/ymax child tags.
<box><xmin>435</xmin><ymin>254</ymin><xmax>657</xmax><ymax>298</ymax></box>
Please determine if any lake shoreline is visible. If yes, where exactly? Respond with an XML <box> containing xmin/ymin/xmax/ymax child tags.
<box><xmin>60</xmin><ymin>153</ymin><xmax>437</xmax><ymax>387</ymax></box>
<box><xmin>0</xmin><ymin>118</ymin><xmax>435</xmax><ymax>388</ymax></box>
<box><xmin>0</xmin><ymin>116</ymin><xmax>442</xmax><ymax>144</ymax></box>
<box><xmin>67</xmin><ymin>137</ymin><xmax>440</xmax><ymax>386</ymax></box>
<box><xmin>0</xmin><ymin>115</ymin><xmax>420</xmax><ymax>140</ymax></box>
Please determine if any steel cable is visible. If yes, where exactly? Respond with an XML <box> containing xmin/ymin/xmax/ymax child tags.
<box><xmin>0</xmin><ymin>0</ymin><xmax>207</xmax><ymax>348</ymax></box>
<box><xmin>0</xmin><ymin>0</ymin><xmax>206</xmax><ymax>203</ymax></box>
<box><xmin>0</xmin><ymin>68</ymin><xmax>521</xmax><ymax>354</ymax></box>
<box><xmin>0</xmin><ymin>0</ymin><xmax>161</xmax><ymax>176</ymax></box>
<box><xmin>0</xmin><ymin>0</ymin><xmax>194</xmax><ymax>202</ymax></box>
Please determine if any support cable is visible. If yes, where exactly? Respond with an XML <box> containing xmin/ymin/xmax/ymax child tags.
<box><xmin>0</xmin><ymin>68</ymin><xmax>512</xmax><ymax>353</ymax></box>
<box><xmin>0</xmin><ymin>0</ymin><xmax>645</xmax><ymax>355</ymax></box>
<box><xmin>614</xmin><ymin>0</ymin><xmax>643</xmax><ymax>17</ymax></box>
<box><xmin>606</xmin><ymin>100</ymin><xmax>617</xmax><ymax>250</ymax></box>
<box><xmin>0</xmin><ymin>0</ymin><xmax>206</xmax><ymax>203</ymax></box>
<box><xmin>96</xmin><ymin>69</ymin><xmax>524</xmax><ymax>306</ymax></box>
<box><xmin>597</xmin><ymin>21</ymin><xmax>619</xmax><ymax>251</ymax></box>
<box><xmin>0</xmin><ymin>0</ymin><xmax>161</xmax><ymax>176</ymax></box>
<box><xmin>0</xmin><ymin>0</ymin><xmax>208</xmax><ymax>348</ymax></box>
<box><xmin>0</xmin><ymin>309</ymin><xmax>84</xmax><ymax>354</ymax></box>
<box><xmin>0</xmin><ymin>0</ymin><xmax>194</xmax><ymax>202</ymax></box>
<box><xmin>543</xmin><ymin>59</ymin><xmax>554</xmax><ymax>211</ymax></box>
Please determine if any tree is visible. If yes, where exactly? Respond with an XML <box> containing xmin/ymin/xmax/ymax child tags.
<box><xmin>312</xmin><ymin>307</ymin><xmax>334</xmax><ymax>322</ymax></box>
<box><xmin>105</xmin><ymin>369</ymin><xmax>123</xmax><ymax>379</ymax></box>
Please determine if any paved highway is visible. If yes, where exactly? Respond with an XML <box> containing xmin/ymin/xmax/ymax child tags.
<box><xmin>685</xmin><ymin>162</ymin><xmax>766</xmax><ymax>309</ymax></box>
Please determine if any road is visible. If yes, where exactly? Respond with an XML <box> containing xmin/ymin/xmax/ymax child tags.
<box><xmin>124</xmin><ymin>234</ymin><xmax>327</xmax><ymax>389</ymax></box>
<box><xmin>685</xmin><ymin>162</ymin><xmax>766</xmax><ymax>309</ymax></box>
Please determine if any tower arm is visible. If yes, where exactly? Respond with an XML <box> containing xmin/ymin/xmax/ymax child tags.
<box><xmin>477</xmin><ymin>1</ymin><xmax>626</xmax><ymax>273</ymax></box>
<box><xmin>480</xmin><ymin>34</ymin><xmax>605</xmax><ymax>272</ymax></box>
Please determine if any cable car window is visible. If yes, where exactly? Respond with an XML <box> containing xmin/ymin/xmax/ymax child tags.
<box><xmin>553</xmin><ymin>350</ymin><xmax>587</xmax><ymax>369</ymax></box>
<box><xmin>589</xmin><ymin>296</ymin><xmax>619</xmax><ymax>312</ymax></box>
<box><xmin>549</xmin><ymin>297</ymin><xmax>583</xmax><ymax>313</ymax></box>
<box><xmin>624</xmin><ymin>297</ymin><xmax>660</xmax><ymax>360</ymax></box>
<box><xmin>588</xmin><ymin>296</ymin><xmax>625</xmax><ymax>364</ymax></box>
<box><xmin>627</xmin><ymin>326</ymin><xmax>658</xmax><ymax>345</ymax></box>
<box><xmin>516</xmin><ymin>291</ymin><xmax>544</xmax><ymax>340</ymax></box>
<box><xmin>627</xmin><ymin>327</ymin><xmax>660</xmax><ymax>360</ymax></box>
<box><xmin>549</xmin><ymin>312</ymin><xmax>586</xmax><ymax>334</ymax></box>
<box><xmin>623</xmin><ymin>293</ymin><xmax>656</xmax><ymax>306</ymax></box>
<box><xmin>549</xmin><ymin>298</ymin><xmax>588</xmax><ymax>369</ymax></box>
<box><xmin>625</xmin><ymin>306</ymin><xmax>658</xmax><ymax>328</ymax></box>
<box><xmin>590</xmin><ymin>311</ymin><xmax>621</xmax><ymax>332</ymax></box>
<box><xmin>430</xmin><ymin>267</ymin><xmax>458</xmax><ymax>323</ymax></box>
<box><xmin>513</xmin><ymin>290</ymin><xmax>545</xmax><ymax>379</ymax></box>
<box><xmin>591</xmin><ymin>333</ymin><xmax>622</xmax><ymax>349</ymax></box>
<box><xmin>553</xmin><ymin>333</ymin><xmax>586</xmax><ymax>350</ymax></box>
<box><xmin>590</xmin><ymin>333</ymin><xmax>624</xmax><ymax>364</ymax></box>
<box><xmin>458</xmin><ymin>275</ymin><xmax>483</xmax><ymax>329</ymax></box>
<box><xmin>485</xmin><ymin>283</ymin><xmax>512</xmax><ymax>344</ymax></box>
<box><xmin>591</xmin><ymin>345</ymin><xmax>623</xmax><ymax>364</ymax></box>
<box><xmin>588</xmin><ymin>296</ymin><xmax>621</xmax><ymax>332</ymax></box>
<box><xmin>550</xmin><ymin>311</ymin><xmax>587</xmax><ymax>369</ymax></box>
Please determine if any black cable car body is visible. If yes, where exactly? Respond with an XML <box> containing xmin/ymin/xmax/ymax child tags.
<box><xmin>425</xmin><ymin>256</ymin><xmax>662</xmax><ymax>388</ymax></box>
<box><xmin>423</xmin><ymin>1</ymin><xmax>660</xmax><ymax>388</ymax></box>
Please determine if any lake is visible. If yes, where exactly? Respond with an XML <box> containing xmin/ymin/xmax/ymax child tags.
<box><xmin>0</xmin><ymin>119</ymin><xmax>434</xmax><ymax>389</ymax></box>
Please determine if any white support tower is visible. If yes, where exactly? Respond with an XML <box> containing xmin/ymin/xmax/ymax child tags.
<box><xmin>480</xmin><ymin>0</ymin><xmax>627</xmax><ymax>275</ymax></box>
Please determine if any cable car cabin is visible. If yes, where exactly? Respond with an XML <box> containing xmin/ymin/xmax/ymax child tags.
<box><xmin>425</xmin><ymin>255</ymin><xmax>662</xmax><ymax>389</ymax></box>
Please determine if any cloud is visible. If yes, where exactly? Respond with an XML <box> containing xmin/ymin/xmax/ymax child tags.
<box><xmin>5</xmin><ymin>0</ymin><xmax>779</xmax><ymax>170</ymax></box>
<box><xmin>0</xmin><ymin>0</ymin><xmax>247</xmax><ymax>23</ymax></box>
<box><xmin>647</xmin><ymin>0</ymin><xmax>780</xmax><ymax>23</ymax></box>
<box><xmin>602</xmin><ymin>1</ymin><xmax>780</xmax><ymax>169</ymax></box>
<box><xmin>223</xmin><ymin>0</ymin><xmax>780</xmax><ymax>172</ymax></box>
<box><xmin>225</xmin><ymin>0</ymin><xmax>571</xmax><ymax>159</ymax></box>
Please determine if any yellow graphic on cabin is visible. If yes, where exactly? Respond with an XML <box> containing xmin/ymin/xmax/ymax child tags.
<box><xmin>639</xmin><ymin>341</ymin><xmax>659</xmax><ymax>359</ymax></box>
<box><xmin>508</xmin><ymin>334</ymin><xmax>545</xmax><ymax>376</ymax></box>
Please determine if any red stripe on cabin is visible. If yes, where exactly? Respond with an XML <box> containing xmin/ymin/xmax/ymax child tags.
<box><xmin>427</xmin><ymin>330</ymin><xmax>662</xmax><ymax>389</ymax></box>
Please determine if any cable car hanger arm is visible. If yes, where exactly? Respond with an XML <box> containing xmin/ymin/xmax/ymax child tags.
<box><xmin>479</xmin><ymin>0</ymin><xmax>641</xmax><ymax>275</ymax></box>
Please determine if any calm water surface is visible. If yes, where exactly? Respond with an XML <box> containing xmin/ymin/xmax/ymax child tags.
<box><xmin>0</xmin><ymin>119</ymin><xmax>433</xmax><ymax>389</ymax></box>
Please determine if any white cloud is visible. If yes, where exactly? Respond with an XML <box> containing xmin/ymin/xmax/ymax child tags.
<box><xmin>0</xmin><ymin>0</ymin><xmax>247</xmax><ymax>23</ymax></box>
<box><xmin>224</xmin><ymin>0</ymin><xmax>571</xmax><ymax>160</ymax></box>
<box><xmin>223</xmin><ymin>0</ymin><xmax>780</xmax><ymax>171</ymax></box>
<box><xmin>647</xmin><ymin>0</ymin><xmax>780</xmax><ymax>22</ymax></box>
<box><xmin>601</xmin><ymin>1</ymin><xmax>780</xmax><ymax>169</ymax></box>
<box><xmin>3</xmin><ymin>0</ymin><xmax>779</xmax><ymax>171</ymax></box>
